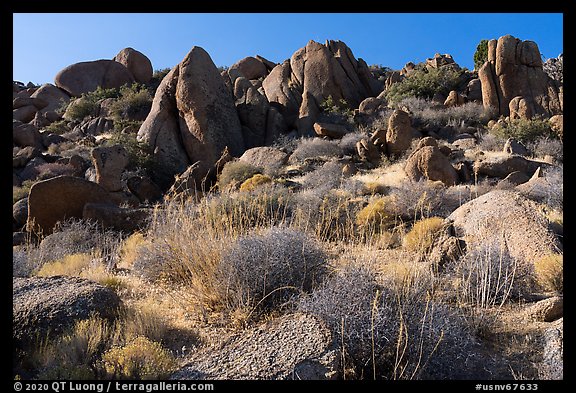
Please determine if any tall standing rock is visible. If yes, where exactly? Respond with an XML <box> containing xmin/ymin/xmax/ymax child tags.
<box><xmin>478</xmin><ymin>35</ymin><xmax>562</xmax><ymax>118</ymax></box>
<box><xmin>113</xmin><ymin>47</ymin><xmax>153</xmax><ymax>84</ymax></box>
<box><xmin>55</xmin><ymin>60</ymin><xmax>135</xmax><ymax>97</ymax></box>
<box><xmin>386</xmin><ymin>109</ymin><xmax>412</xmax><ymax>155</ymax></box>
<box><xmin>176</xmin><ymin>46</ymin><xmax>245</xmax><ymax>175</ymax></box>
<box><xmin>137</xmin><ymin>67</ymin><xmax>189</xmax><ymax>188</ymax></box>
<box><xmin>91</xmin><ymin>145</ymin><xmax>129</xmax><ymax>192</ymax></box>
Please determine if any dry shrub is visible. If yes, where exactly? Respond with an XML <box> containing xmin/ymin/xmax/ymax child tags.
<box><xmin>356</xmin><ymin>197</ymin><xmax>397</xmax><ymax>240</ymax></box>
<box><xmin>300</xmin><ymin>159</ymin><xmax>344</xmax><ymax>191</ymax></box>
<box><xmin>403</xmin><ymin>217</ymin><xmax>444</xmax><ymax>252</ymax></box>
<box><xmin>35</xmin><ymin>252</ymin><xmax>92</xmax><ymax>277</ymax></box>
<box><xmin>239</xmin><ymin>173</ymin><xmax>272</xmax><ymax>192</ymax></box>
<box><xmin>117</xmin><ymin>232</ymin><xmax>147</xmax><ymax>269</ymax></box>
<box><xmin>100</xmin><ymin>336</ymin><xmax>176</xmax><ymax>380</ymax></box>
<box><xmin>218</xmin><ymin>160</ymin><xmax>262</xmax><ymax>190</ymax></box>
<box><xmin>534</xmin><ymin>253</ymin><xmax>563</xmax><ymax>293</ymax></box>
<box><xmin>290</xmin><ymin>137</ymin><xmax>344</xmax><ymax>162</ymax></box>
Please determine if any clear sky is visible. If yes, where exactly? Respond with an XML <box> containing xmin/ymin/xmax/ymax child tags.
<box><xmin>13</xmin><ymin>13</ymin><xmax>563</xmax><ymax>85</ymax></box>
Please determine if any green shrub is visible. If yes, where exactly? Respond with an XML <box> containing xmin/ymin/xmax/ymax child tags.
<box><xmin>105</xmin><ymin>132</ymin><xmax>155</xmax><ymax>172</ymax></box>
<box><xmin>473</xmin><ymin>39</ymin><xmax>489</xmax><ymax>70</ymax></box>
<box><xmin>490</xmin><ymin>118</ymin><xmax>554</xmax><ymax>143</ymax></box>
<box><xmin>109</xmin><ymin>83</ymin><xmax>152</xmax><ymax>122</ymax></box>
<box><xmin>43</xmin><ymin>119</ymin><xmax>71</xmax><ymax>135</ymax></box>
<box><xmin>64</xmin><ymin>86</ymin><xmax>119</xmax><ymax>121</ymax></box>
<box><xmin>218</xmin><ymin>161</ymin><xmax>262</xmax><ymax>190</ymax></box>
<box><xmin>147</xmin><ymin>68</ymin><xmax>171</xmax><ymax>94</ymax></box>
<box><xmin>386</xmin><ymin>67</ymin><xmax>464</xmax><ymax>105</ymax></box>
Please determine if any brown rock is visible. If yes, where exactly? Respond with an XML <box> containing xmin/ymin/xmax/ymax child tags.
<box><xmin>509</xmin><ymin>96</ymin><xmax>534</xmax><ymax>120</ymax></box>
<box><xmin>13</xmin><ymin>105</ymin><xmax>37</xmax><ymax>123</ymax></box>
<box><xmin>26</xmin><ymin>176</ymin><xmax>113</xmax><ymax>235</ymax></box>
<box><xmin>176</xmin><ymin>46</ymin><xmax>245</xmax><ymax>179</ymax></box>
<box><xmin>83</xmin><ymin>203</ymin><xmax>151</xmax><ymax>232</ymax></box>
<box><xmin>13</xmin><ymin>198</ymin><xmax>29</xmax><ymax>229</ymax></box>
<box><xmin>474</xmin><ymin>155</ymin><xmax>542</xmax><ymax>179</ymax></box>
<box><xmin>91</xmin><ymin>145</ymin><xmax>129</xmax><ymax>192</ymax></box>
<box><xmin>385</xmin><ymin>71</ymin><xmax>404</xmax><ymax>91</ymax></box>
<box><xmin>127</xmin><ymin>176</ymin><xmax>163</xmax><ymax>203</ymax></box>
<box><xmin>404</xmin><ymin>146</ymin><xmax>458</xmax><ymax>186</ymax></box>
<box><xmin>230</xmin><ymin>56</ymin><xmax>268</xmax><ymax>80</ymax></box>
<box><xmin>13</xmin><ymin>146</ymin><xmax>41</xmax><ymax>168</ymax></box>
<box><xmin>479</xmin><ymin>35</ymin><xmax>562</xmax><ymax>118</ymax></box>
<box><xmin>358</xmin><ymin>97</ymin><xmax>385</xmax><ymax>115</ymax></box>
<box><xmin>539</xmin><ymin>318</ymin><xmax>563</xmax><ymax>380</ymax></box>
<box><xmin>415</xmin><ymin>136</ymin><xmax>438</xmax><ymax>150</ymax></box>
<box><xmin>499</xmin><ymin>171</ymin><xmax>530</xmax><ymax>186</ymax></box>
<box><xmin>137</xmin><ymin>66</ymin><xmax>190</xmax><ymax>187</ymax></box>
<box><xmin>549</xmin><ymin>114</ymin><xmax>563</xmax><ymax>139</ymax></box>
<box><xmin>30</xmin><ymin>83</ymin><xmax>70</xmax><ymax>114</ymax></box>
<box><xmin>386</xmin><ymin>110</ymin><xmax>412</xmax><ymax>155</ymax></box>
<box><xmin>356</xmin><ymin>138</ymin><xmax>380</xmax><ymax>164</ymax></box>
<box><xmin>503</xmin><ymin>138</ymin><xmax>529</xmax><ymax>156</ymax></box>
<box><xmin>313</xmin><ymin>122</ymin><xmax>348</xmax><ymax>139</ymax></box>
<box><xmin>72</xmin><ymin>117</ymin><xmax>114</xmax><ymax>136</ymax></box>
<box><xmin>444</xmin><ymin>90</ymin><xmax>466</xmax><ymax>107</ymax></box>
<box><xmin>466</xmin><ymin>79</ymin><xmax>483</xmax><ymax>102</ymax></box>
<box><xmin>113</xmin><ymin>47</ymin><xmax>153</xmax><ymax>84</ymax></box>
<box><xmin>13</xmin><ymin>121</ymin><xmax>43</xmax><ymax>149</ymax></box>
<box><xmin>55</xmin><ymin>59</ymin><xmax>135</xmax><ymax>97</ymax></box>
<box><xmin>525</xmin><ymin>297</ymin><xmax>563</xmax><ymax>322</ymax></box>
<box><xmin>235</xmin><ymin>81</ymin><xmax>270</xmax><ymax>148</ymax></box>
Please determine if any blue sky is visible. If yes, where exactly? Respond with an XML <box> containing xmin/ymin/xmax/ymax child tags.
<box><xmin>13</xmin><ymin>13</ymin><xmax>563</xmax><ymax>85</ymax></box>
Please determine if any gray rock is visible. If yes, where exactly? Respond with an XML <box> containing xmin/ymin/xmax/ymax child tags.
<box><xmin>525</xmin><ymin>296</ymin><xmax>562</xmax><ymax>322</ymax></box>
<box><xmin>171</xmin><ymin>313</ymin><xmax>338</xmax><ymax>380</ymax></box>
<box><xmin>239</xmin><ymin>146</ymin><xmax>288</xmax><ymax>176</ymax></box>
<box><xmin>13</xmin><ymin>276</ymin><xmax>120</xmax><ymax>352</ymax></box>
<box><xmin>13</xmin><ymin>198</ymin><xmax>29</xmax><ymax>229</ymax></box>
<box><xmin>474</xmin><ymin>155</ymin><xmax>543</xmax><ymax>179</ymax></box>
<box><xmin>503</xmin><ymin>138</ymin><xmax>529</xmax><ymax>156</ymax></box>
<box><xmin>91</xmin><ymin>145</ymin><xmax>129</xmax><ymax>192</ymax></box>
<box><xmin>539</xmin><ymin>318</ymin><xmax>563</xmax><ymax>380</ymax></box>
<box><xmin>83</xmin><ymin>203</ymin><xmax>151</xmax><ymax>232</ymax></box>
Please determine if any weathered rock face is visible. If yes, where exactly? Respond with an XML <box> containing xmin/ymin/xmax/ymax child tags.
<box><xmin>27</xmin><ymin>176</ymin><xmax>113</xmax><ymax>235</ymax></box>
<box><xmin>13</xmin><ymin>276</ymin><xmax>120</xmax><ymax>352</ymax></box>
<box><xmin>126</xmin><ymin>176</ymin><xmax>163</xmax><ymax>203</ymax></box>
<box><xmin>404</xmin><ymin>146</ymin><xmax>458</xmax><ymax>186</ymax></box>
<box><xmin>113</xmin><ymin>47</ymin><xmax>153</xmax><ymax>84</ymax></box>
<box><xmin>91</xmin><ymin>145</ymin><xmax>129</xmax><ymax>192</ymax></box>
<box><xmin>13</xmin><ymin>121</ymin><xmax>43</xmax><ymax>149</ymax></box>
<box><xmin>478</xmin><ymin>35</ymin><xmax>562</xmax><ymax>118</ymax></box>
<box><xmin>177</xmin><ymin>46</ymin><xmax>245</xmax><ymax>173</ymax></box>
<box><xmin>386</xmin><ymin>109</ymin><xmax>412</xmax><ymax>155</ymax></box>
<box><xmin>358</xmin><ymin>97</ymin><xmax>386</xmax><ymax>115</ymax></box>
<box><xmin>171</xmin><ymin>313</ymin><xmax>338</xmax><ymax>380</ymax></box>
<box><xmin>425</xmin><ymin>53</ymin><xmax>460</xmax><ymax>70</ymax></box>
<box><xmin>13</xmin><ymin>198</ymin><xmax>29</xmax><ymax>229</ymax></box>
<box><xmin>233</xmin><ymin>78</ymin><xmax>270</xmax><ymax>148</ymax></box>
<box><xmin>444</xmin><ymin>90</ymin><xmax>466</xmax><ymax>107</ymax></box>
<box><xmin>229</xmin><ymin>56</ymin><xmax>269</xmax><ymax>80</ymax></box>
<box><xmin>55</xmin><ymin>59</ymin><xmax>135</xmax><ymax>97</ymax></box>
<box><xmin>139</xmin><ymin>47</ymin><xmax>245</xmax><ymax>189</ymax></box>
<box><xmin>262</xmin><ymin>40</ymin><xmax>381</xmax><ymax>135</ymax></box>
<box><xmin>313</xmin><ymin>122</ymin><xmax>348</xmax><ymax>139</ymax></box>
<box><xmin>30</xmin><ymin>83</ymin><xmax>70</xmax><ymax>114</ymax></box>
<box><xmin>539</xmin><ymin>318</ymin><xmax>563</xmax><ymax>380</ymax></box>
<box><xmin>465</xmin><ymin>79</ymin><xmax>483</xmax><ymax>102</ymax></box>
<box><xmin>137</xmin><ymin>66</ymin><xmax>189</xmax><ymax>188</ymax></box>
<box><xmin>448</xmin><ymin>190</ymin><xmax>560</xmax><ymax>268</ymax></box>
<box><xmin>474</xmin><ymin>154</ymin><xmax>543</xmax><ymax>179</ymax></box>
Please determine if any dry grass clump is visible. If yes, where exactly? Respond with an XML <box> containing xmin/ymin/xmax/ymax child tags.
<box><xmin>218</xmin><ymin>160</ymin><xmax>262</xmax><ymax>190</ymax></box>
<box><xmin>356</xmin><ymin>197</ymin><xmax>397</xmax><ymax>239</ymax></box>
<box><xmin>117</xmin><ymin>232</ymin><xmax>147</xmax><ymax>270</ymax></box>
<box><xmin>534</xmin><ymin>253</ymin><xmax>563</xmax><ymax>293</ymax></box>
<box><xmin>239</xmin><ymin>173</ymin><xmax>272</xmax><ymax>192</ymax></box>
<box><xmin>403</xmin><ymin>217</ymin><xmax>445</xmax><ymax>252</ymax></box>
<box><xmin>36</xmin><ymin>252</ymin><xmax>92</xmax><ymax>277</ymax></box>
<box><xmin>100</xmin><ymin>336</ymin><xmax>176</xmax><ymax>380</ymax></box>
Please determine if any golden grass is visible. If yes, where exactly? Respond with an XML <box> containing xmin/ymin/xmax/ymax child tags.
<box><xmin>403</xmin><ymin>217</ymin><xmax>444</xmax><ymax>252</ymax></box>
<box><xmin>117</xmin><ymin>232</ymin><xmax>147</xmax><ymax>269</ymax></box>
<box><xmin>356</xmin><ymin>197</ymin><xmax>394</xmax><ymax>230</ymax></box>
<box><xmin>534</xmin><ymin>253</ymin><xmax>563</xmax><ymax>293</ymax></box>
<box><xmin>239</xmin><ymin>174</ymin><xmax>272</xmax><ymax>192</ymax></box>
<box><xmin>36</xmin><ymin>253</ymin><xmax>92</xmax><ymax>277</ymax></box>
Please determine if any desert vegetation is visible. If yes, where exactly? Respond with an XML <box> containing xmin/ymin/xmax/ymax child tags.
<box><xmin>13</xmin><ymin>35</ymin><xmax>563</xmax><ymax>381</ymax></box>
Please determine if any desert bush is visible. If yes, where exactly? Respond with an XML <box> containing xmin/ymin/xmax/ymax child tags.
<box><xmin>36</xmin><ymin>252</ymin><xmax>92</xmax><ymax>277</ymax></box>
<box><xmin>526</xmin><ymin>136</ymin><xmax>563</xmax><ymax>162</ymax></box>
<box><xmin>300</xmin><ymin>159</ymin><xmax>344</xmax><ymax>191</ymax></box>
<box><xmin>339</xmin><ymin>130</ymin><xmax>367</xmax><ymax>155</ymax></box>
<box><xmin>398</xmin><ymin>97</ymin><xmax>492</xmax><ymax>128</ymax></box>
<box><xmin>217</xmin><ymin>227</ymin><xmax>328</xmax><ymax>322</ymax></box>
<box><xmin>477</xmin><ymin>130</ymin><xmax>506</xmax><ymax>152</ymax></box>
<box><xmin>473</xmin><ymin>39</ymin><xmax>489</xmax><ymax>70</ymax></box>
<box><xmin>403</xmin><ymin>217</ymin><xmax>445</xmax><ymax>252</ymax></box>
<box><xmin>356</xmin><ymin>197</ymin><xmax>397</xmax><ymax>239</ymax></box>
<box><xmin>13</xmin><ymin>179</ymin><xmax>35</xmax><ymax>203</ymax></box>
<box><xmin>239</xmin><ymin>174</ymin><xmax>272</xmax><ymax>192</ymax></box>
<box><xmin>43</xmin><ymin>119</ymin><xmax>71</xmax><ymax>135</ymax></box>
<box><xmin>109</xmin><ymin>83</ymin><xmax>152</xmax><ymax>122</ymax></box>
<box><xmin>100</xmin><ymin>336</ymin><xmax>176</xmax><ymax>380</ymax></box>
<box><xmin>35</xmin><ymin>162</ymin><xmax>77</xmax><ymax>180</ymax></box>
<box><xmin>319</xmin><ymin>95</ymin><xmax>354</xmax><ymax>125</ymax></box>
<box><xmin>388</xmin><ymin>180</ymin><xmax>449</xmax><ymax>219</ymax></box>
<box><xmin>490</xmin><ymin>118</ymin><xmax>555</xmax><ymax>143</ymax></box>
<box><xmin>218</xmin><ymin>160</ymin><xmax>262</xmax><ymax>190</ymax></box>
<box><xmin>299</xmin><ymin>263</ymin><xmax>469</xmax><ymax>379</ymax></box>
<box><xmin>148</xmin><ymin>68</ymin><xmax>172</xmax><ymax>94</ymax></box>
<box><xmin>290</xmin><ymin>138</ymin><xmax>344</xmax><ymax>162</ymax></box>
<box><xmin>104</xmin><ymin>132</ymin><xmax>155</xmax><ymax>173</ymax></box>
<box><xmin>386</xmin><ymin>67</ymin><xmax>464</xmax><ymax>105</ymax></box>
<box><xmin>534</xmin><ymin>253</ymin><xmax>563</xmax><ymax>293</ymax></box>
<box><xmin>64</xmin><ymin>86</ymin><xmax>119</xmax><ymax>121</ymax></box>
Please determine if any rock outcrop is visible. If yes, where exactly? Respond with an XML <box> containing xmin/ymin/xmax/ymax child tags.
<box><xmin>113</xmin><ymin>47</ymin><xmax>153</xmax><ymax>84</ymax></box>
<box><xmin>478</xmin><ymin>35</ymin><xmax>562</xmax><ymax>118</ymax></box>
<box><xmin>404</xmin><ymin>145</ymin><xmax>458</xmax><ymax>186</ymax></box>
<box><xmin>55</xmin><ymin>59</ymin><xmax>135</xmax><ymax>97</ymax></box>
<box><xmin>91</xmin><ymin>145</ymin><xmax>129</xmax><ymax>192</ymax></box>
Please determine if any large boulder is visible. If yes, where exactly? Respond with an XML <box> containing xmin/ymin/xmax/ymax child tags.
<box><xmin>30</xmin><ymin>83</ymin><xmax>70</xmax><ymax>114</ymax></box>
<box><xmin>136</xmin><ymin>66</ymin><xmax>190</xmax><ymax>187</ymax></box>
<box><xmin>539</xmin><ymin>318</ymin><xmax>563</xmax><ymax>380</ymax></box>
<box><xmin>26</xmin><ymin>176</ymin><xmax>114</xmax><ymax>235</ymax></box>
<box><xmin>91</xmin><ymin>145</ymin><xmax>129</xmax><ymax>192</ymax></box>
<box><xmin>172</xmin><ymin>313</ymin><xmax>338</xmax><ymax>380</ymax></box>
<box><xmin>126</xmin><ymin>176</ymin><xmax>163</xmax><ymax>203</ymax></box>
<box><xmin>478</xmin><ymin>35</ymin><xmax>562</xmax><ymax>118</ymax></box>
<box><xmin>13</xmin><ymin>198</ymin><xmax>29</xmax><ymax>229</ymax></box>
<box><xmin>139</xmin><ymin>47</ymin><xmax>245</xmax><ymax>189</ymax></box>
<box><xmin>239</xmin><ymin>146</ymin><xmax>289</xmax><ymax>175</ymax></box>
<box><xmin>13</xmin><ymin>105</ymin><xmax>37</xmax><ymax>123</ymax></box>
<box><xmin>313</xmin><ymin>122</ymin><xmax>348</xmax><ymax>139</ymax></box>
<box><xmin>13</xmin><ymin>276</ymin><xmax>120</xmax><ymax>352</ymax></box>
<box><xmin>234</xmin><ymin>78</ymin><xmax>270</xmax><ymax>148</ymax></box>
<box><xmin>386</xmin><ymin>109</ymin><xmax>412</xmax><ymax>155</ymax></box>
<box><xmin>13</xmin><ymin>121</ymin><xmax>43</xmax><ymax>149</ymax></box>
<box><xmin>262</xmin><ymin>40</ymin><xmax>381</xmax><ymax>135</ymax></box>
<box><xmin>474</xmin><ymin>154</ymin><xmax>543</xmax><ymax>179</ymax></box>
<box><xmin>113</xmin><ymin>47</ymin><xmax>153</xmax><ymax>84</ymax></box>
<box><xmin>447</xmin><ymin>190</ymin><xmax>560</xmax><ymax>268</ymax></box>
<box><xmin>229</xmin><ymin>56</ymin><xmax>268</xmax><ymax>80</ymax></box>
<box><xmin>404</xmin><ymin>146</ymin><xmax>458</xmax><ymax>186</ymax></box>
<box><xmin>55</xmin><ymin>59</ymin><xmax>135</xmax><ymax>97</ymax></box>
